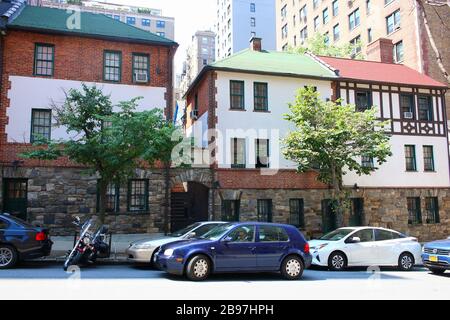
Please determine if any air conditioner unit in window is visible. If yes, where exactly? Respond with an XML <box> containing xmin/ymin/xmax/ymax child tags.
<box><xmin>134</xmin><ymin>71</ymin><xmax>148</xmax><ymax>83</ymax></box>
<box><xmin>403</xmin><ymin>112</ymin><xmax>414</xmax><ymax>119</ymax></box>
<box><xmin>394</xmin><ymin>23</ymin><xmax>401</xmax><ymax>31</ymax></box>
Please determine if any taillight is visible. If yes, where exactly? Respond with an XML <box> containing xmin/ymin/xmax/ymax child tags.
<box><xmin>303</xmin><ymin>243</ymin><xmax>310</xmax><ymax>254</ymax></box>
<box><xmin>36</xmin><ymin>232</ymin><xmax>47</xmax><ymax>241</ymax></box>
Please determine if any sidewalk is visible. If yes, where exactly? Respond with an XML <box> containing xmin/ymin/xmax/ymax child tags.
<box><xmin>43</xmin><ymin>233</ymin><xmax>165</xmax><ymax>263</ymax></box>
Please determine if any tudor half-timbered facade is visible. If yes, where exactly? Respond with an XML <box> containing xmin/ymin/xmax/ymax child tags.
<box><xmin>184</xmin><ymin>39</ymin><xmax>450</xmax><ymax>241</ymax></box>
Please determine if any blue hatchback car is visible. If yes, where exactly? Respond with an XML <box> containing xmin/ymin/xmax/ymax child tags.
<box><xmin>155</xmin><ymin>222</ymin><xmax>312</xmax><ymax>281</ymax></box>
<box><xmin>422</xmin><ymin>237</ymin><xmax>450</xmax><ymax>275</ymax></box>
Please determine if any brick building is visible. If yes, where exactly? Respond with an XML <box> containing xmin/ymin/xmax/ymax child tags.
<box><xmin>0</xmin><ymin>5</ymin><xmax>189</xmax><ymax>234</ymax></box>
<box><xmin>184</xmin><ymin>38</ymin><xmax>450</xmax><ymax>241</ymax></box>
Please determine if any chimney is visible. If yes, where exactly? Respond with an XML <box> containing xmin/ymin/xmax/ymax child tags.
<box><xmin>250</xmin><ymin>37</ymin><xmax>262</xmax><ymax>52</ymax></box>
<box><xmin>366</xmin><ymin>38</ymin><xmax>394</xmax><ymax>64</ymax></box>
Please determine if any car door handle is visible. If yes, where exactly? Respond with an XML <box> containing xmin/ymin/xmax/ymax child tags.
<box><xmin>249</xmin><ymin>246</ymin><xmax>257</xmax><ymax>252</ymax></box>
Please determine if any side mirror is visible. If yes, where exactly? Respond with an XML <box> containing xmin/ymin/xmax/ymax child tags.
<box><xmin>350</xmin><ymin>236</ymin><xmax>361</xmax><ymax>243</ymax></box>
<box><xmin>221</xmin><ymin>236</ymin><xmax>232</xmax><ymax>243</ymax></box>
<box><xmin>187</xmin><ymin>232</ymin><xmax>196</xmax><ymax>239</ymax></box>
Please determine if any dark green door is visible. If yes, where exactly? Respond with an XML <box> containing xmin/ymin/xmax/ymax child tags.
<box><xmin>3</xmin><ymin>179</ymin><xmax>28</xmax><ymax>221</ymax></box>
<box><xmin>321</xmin><ymin>199</ymin><xmax>337</xmax><ymax>234</ymax></box>
<box><xmin>349</xmin><ymin>198</ymin><xmax>364</xmax><ymax>226</ymax></box>
<box><xmin>221</xmin><ymin>200</ymin><xmax>240</xmax><ymax>221</ymax></box>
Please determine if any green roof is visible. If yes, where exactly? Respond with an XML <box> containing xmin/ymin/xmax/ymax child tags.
<box><xmin>210</xmin><ymin>49</ymin><xmax>338</xmax><ymax>78</ymax></box>
<box><xmin>9</xmin><ymin>6</ymin><xmax>177</xmax><ymax>46</ymax></box>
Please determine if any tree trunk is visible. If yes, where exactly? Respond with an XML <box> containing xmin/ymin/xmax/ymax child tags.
<box><xmin>163</xmin><ymin>162</ymin><xmax>170</xmax><ymax>235</ymax></box>
<box><xmin>98</xmin><ymin>179</ymin><xmax>108</xmax><ymax>224</ymax></box>
<box><xmin>330</xmin><ymin>162</ymin><xmax>344</xmax><ymax>227</ymax></box>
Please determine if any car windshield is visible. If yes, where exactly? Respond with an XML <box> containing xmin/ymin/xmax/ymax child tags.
<box><xmin>320</xmin><ymin>228</ymin><xmax>355</xmax><ymax>241</ymax></box>
<box><xmin>169</xmin><ymin>223</ymin><xmax>202</xmax><ymax>237</ymax></box>
<box><xmin>199</xmin><ymin>223</ymin><xmax>235</xmax><ymax>241</ymax></box>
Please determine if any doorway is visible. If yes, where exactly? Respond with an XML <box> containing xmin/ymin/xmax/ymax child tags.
<box><xmin>2</xmin><ymin>179</ymin><xmax>28</xmax><ymax>221</ymax></box>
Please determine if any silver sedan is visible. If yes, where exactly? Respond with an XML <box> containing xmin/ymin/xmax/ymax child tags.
<box><xmin>125</xmin><ymin>221</ymin><xmax>226</xmax><ymax>265</ymax></box>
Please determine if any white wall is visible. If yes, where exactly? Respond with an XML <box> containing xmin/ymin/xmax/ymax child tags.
<box><xmin>215</xmin><ymin>71</ymin><xmax>333</xmax><ymax>169</ymax></box>
<box><xmin>6</xmin><ymin>76</ymin><xmax>166</xmax><ymax>143</ymax></box>
<box><xmin>343</xmin><ymin>135</ymin><xmax>450</xmax><ymax>188</ymax></box>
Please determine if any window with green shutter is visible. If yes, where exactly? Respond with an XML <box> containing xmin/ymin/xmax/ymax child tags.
<box><xmin>104</xmin><ymin>50</ymin><xmax>122</xmax><ymax>82</ymax></box>
<box><xmin>230</xmin><ymin>80</ymin><xmax>245</xmax><ymax>110</ymax></box>
<box><xmin>254</xmin><ymin>82</ymin><xmax>268</xmax><ymax>111</ymax></box>
<box><xmin>34</xmin><ymin>43</ymin><xmax>54</xmax><ymax>76</ymax></box>
<box><xmin>31</xmin><ymin>109</ymin><xmax>52</xmax><ymax>142</ymax></box>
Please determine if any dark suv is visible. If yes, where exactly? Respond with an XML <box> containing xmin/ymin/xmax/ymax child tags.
<box><xmin>0</xmin><ymin>213</ymin><xmax>53</xmax><ymax>268</ymax></box>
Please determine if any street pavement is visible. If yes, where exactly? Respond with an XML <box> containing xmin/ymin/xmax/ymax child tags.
<box><xmin>0</xmin><ymin>261</ymin><xmax>448</xmax><ymax>300</ymax></box>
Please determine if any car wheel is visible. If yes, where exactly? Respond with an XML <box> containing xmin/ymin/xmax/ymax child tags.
<box><xmin>186</xmin><ymin>255</ymin><xmax>210</xmax><ymax>281</ymax></box>
<box><xmin>281</xmin><ymin>255</ymin><xmax>304</xmax><ymax>280</ymax></box>
<box><xmin>0</xmin><ymin>245</ymin><xmax>18</xmax><ymax>269</ymax></box>
<box><xmin>328</xmin><ymin>251</ymin><xmax>347</xmax><ymax>271</ymax></box>
<box><xmin>429</xmin><ymin>267</ymin><xmax>445</xmax><ymax>275</ymax></box>
<box><xmin>398</xmin><ymin>252</ymin><xmax>414</xmax><ymax>271</ymax></box>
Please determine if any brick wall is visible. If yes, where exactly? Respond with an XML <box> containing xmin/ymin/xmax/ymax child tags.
<box><xmin>0</xmin><ymin>30</ymin><xmax>176</xmax><ymax>165</ymax></box>
<box><xmin>185</xmin><ymin>70</ymin><xmax>216</xmax><ymax>129</ymax></box>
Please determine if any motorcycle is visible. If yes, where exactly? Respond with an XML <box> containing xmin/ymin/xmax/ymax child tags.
<box><xmin>63</xmin><ymin>216</ymin><xmax>111</xmax><ymax>271</ymax></box>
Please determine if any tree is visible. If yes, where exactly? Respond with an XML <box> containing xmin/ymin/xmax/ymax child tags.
<box><xmin>283</xmin><ymin>87</ymin><xmax>392</xmax><ymax>220</ymax></box>
<box><xmin>290</xmin><ymin>33</ymin><xmax>365</xmax><ymax>60</ymax></box>
<box><xmin>21</xmin><ymin>84</ymin><xmax>178</xmax><ymax>223</ymax></box>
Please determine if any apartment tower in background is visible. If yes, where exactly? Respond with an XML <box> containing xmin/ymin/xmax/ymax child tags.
<box><xmin>216</xmin><ymin>0</ymin><xmax>277</xmax><ymax>59</ymax></box>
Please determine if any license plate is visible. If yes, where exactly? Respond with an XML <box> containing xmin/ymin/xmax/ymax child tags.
<box><xmin>429</xmin><ymin>255</ymin><xmax>438</xmax><ymax>262</ymax></box>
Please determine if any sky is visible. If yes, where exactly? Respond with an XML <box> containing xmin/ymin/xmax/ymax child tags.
<box><xmin>103</xmin><ymin>0</ymin><xmax>217</xmax><ymax>75</ymax></box>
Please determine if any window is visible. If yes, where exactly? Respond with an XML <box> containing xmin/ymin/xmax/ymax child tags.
<box><xmin>231</xmin><ymin>138</ymin><xmax>246</xmax><ymax>168</ymax></box>
<box><xmin>361</xmin><ymin>155</ymin><xmax>374</xmax><ymax>168</ymax></box>
<box><xmin>256</xmin><ymin>139</ymin><xmax>269</xmax><ymax>168</ymax></box>
<box><xmin>156</xmin><ymin>32</ymin><xmax>165</xmax><ymax>37</ymax></box>
<box><xmin>366</xmin><ymin>0</ymin><xmax>371</xmax><ymax>14</ymax></box>
<box><xmin>405</xmin><ymin>145</ymin><xmax>417</xmax><ymax>171</ymax></box>
<box><xmin>385</xmin><ymin>0</ymin><xmax>395</xmax><ymax>5</ymax></box>
<box><xmin>128</xmin><ymin>180</ymin><xmax>148</xmax><ymax>212</ymax></box>
<box><xmin>349</xmin><ymin>198</ymin><xmax>364</xmax><ymax>226</ymax></box>
<box><xmin>418</xmin><ymin>96</ymin><xmax>433</xmax><ymax>121</ymax></box>
<box><xmin>333</xmin><ymin>24</ymin><xmax>340</xmax><ymax>41</ymax></box>
<box><xmin>293</xmin><ymin>14</ymin><xmax>297</xmax><ymax>27</ymax></box>
<box><xmin>289</xmin><ymin>199</ymin><xmax>304</xmax><ymax>228</ymax></box>
<box><xmin>132</xmin><ymin>53</ymin><xmax>149</xmax><ymax>83</ymax></box>
<box><xmin>227</xmin><ymin>225</ymin><xmax>255</xmax><ymax>242</ymax></box>
<box><xmin>97</xmin><ymin>182</ymin><xmax>119</xmax><ymax>213</ymax></box>
<box><xmin>355</xmin><ymin>90</ymin><xmax>372</xmax><ymax>111</ymax></box>
<box><xmin>250</xmin><ymin>17</ymin><xmax>256</xmax><ymax>27</ymax></box>
<box><xmin>202</xmin><ymin>59</ymin><xmax>208</xmax><ymax>66</ymax></box>
<box><xmin>350</xmin><ymin>35</ymin><xmax>362</xmax><ymax>55</ymax></box>
<box><xmin>332</xmin><ymin>0</ymin><xmax>338</xmax><ymax>16</ymax></box>
<box><xmin>31</xmin><ymin>109</ymin><xmax>51</xmax><ymax>142</ymax></box>
<box><xmin>313</xmin><ymin>0</ymin><xmax>319</xmax><ymax>9</ymax></box>
<box><xmin>314</xmin><ymin>16</ymin><xmax>319</xmax><ymax>31</ymax></box>
<box><xmin>221</xmin><ymin>200</ymin><xmax>240</xmax><ymax>221</ymax></box>
<box><xmin>156</xmin><ymin>20</ymin><xmax>165</xmax><ymax>28</ymax></box>
<box><xmin>407</xmin><ymin>197</ymin><xmax>422</xmax><ymax>225</ymax></box>
<box><xmin>259</xmin><ymin>226</ymin><xmax>289</xmax><ymax>242</ymax></box>
<box><xmin>349</xmin><ymin>229</ymin><xmax>374</xmax><ymax>242</ymax></box>
<box><xmin>393</xmin><ymin>41</ymin><xmax>404</xmax><ymax>63</ymax></box>
<box><xmin>367</xmin><ymin>28</ymin><xmax>373</xmax><ymax>43</ymax></box>
<box><xmin>141</xmin><ymin>18</ymin><xmax>150</xmax><ymax>26</ymax></box>
<box><xmin>250</xmin><ymin>3</ymin><xmax>255</xmax><ymax>12</ymax></box>
<box><xmin>374</xmin><ymin>229</ymin><xmax>397</xmax><ymax>241</ymax></box>
<box><xmin>230</xmin><ymin>80</ymin><xmax>245</xmax><ymax>109</ymax></box>
<box><xmin>400</xmin><ymin>94</ymin><xmax>414</xmax><ymax>119</ymax></box>
<box><xmin>349</xmin><ymin>8</ymin><xmax>360</xmax><ymax>30</ymax></box>
<box><xmin>423</xmin><ymin>146</ymin><xmax>435</xmax><ymax>172</ymax></box>
<box><xmin>324</xmin><ymin>32</ymin><xmax>330</xmax><ymax>46</ymax></box>
<box><xmin>322</xmin><ymin>7</ymin><xmax>329</xmax><ymax>24</ymax></box>
<box><xmin>126</xmin><ymin>16</ymin><xmax>136</xmax><ymax>25</ymax></box>
<box><xmin>300</xmin><ymin>26</ymin><xmax>308</xmax><ymax>42</ymax></box>
<box><xmin>281</xmin><ymin>24</ymin><xmax>288</xmax><ymax>39</ymax></box>
<box><xmin>299</xmin><ymin>5</ymin><xmax>307</xmax><ymax>22</ymax></box>
<box><xmin>34</xmin><ymin>43</ymin><xmax>54</xmax><ymax>76</ymax></box>
<box><xmin>386</xmin><ymin>9</ymin><xmax>401</xmax><ymax>34</ymax></box>
<box><xmin>425</xmin><ymin>197</ymin><xmax>439</xmax><ymax>224</ymax></box>
<box><xmin>103</xmin><ymin>51</ymin><xmax>121</xmax><ymax>82</ymax></box>
<box><xmin>257</xmin><ymin>199</ymin><xmax>273</xmax><ymax>222</ymax></box>
<box><xmin>281</xmin><ymin>5</ymin><xmax>287</xmax><ymax>19</ymax></box>
<box><xmin>254</xmin><ymin>82</ymin><xmax>268</xmax><ymax>111</ymax></box>
<box><xmin>113</xmin><ymin>15</ymin><xmax>120</xmax><ymax>20</ymax></box>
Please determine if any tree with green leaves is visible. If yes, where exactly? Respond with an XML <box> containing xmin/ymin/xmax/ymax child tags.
<box><xmin>21</xmin><ymin>84</ymin><xmax>178</xmax><ymax>223</ymax></box>
<box><xmin>291</xmin><ymin>33</ymin><xmax>364</xmax><ymax>60</ymax></box>
<box><xmin>283</xmin><ymin>87</ymin><xmax>391</xmax><ymax>221</ymax></box>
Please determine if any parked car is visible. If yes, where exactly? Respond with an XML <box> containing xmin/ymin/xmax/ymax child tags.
<box><xmin>0</xmin><ymin>213</ymin><xmax>53</xmax><ymax>269</ymax></box>
<box><xmin>126</xmin><ymin>221</ymin><xmax>226</xmax><ymax>265</ymax></box>
<box><xmin>154</xmin><ymin>222</ymin><xmax>312</xmax><ymax>281</ymax></box>
<box><xmin>422</xmin><ymin>236</ymin><xmax>450</xmax><ymax>275</ymax></box>
<box><xmin>308</xmin><ymin>227</ymin><xmax>422</xmax><ymax>271</ymax></box>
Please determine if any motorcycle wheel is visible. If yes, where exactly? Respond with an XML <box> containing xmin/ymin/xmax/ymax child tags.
<box><xmin>63</xmin><ymin>251</ymin><xmax>83</xmax><ymax>271</ymax></box>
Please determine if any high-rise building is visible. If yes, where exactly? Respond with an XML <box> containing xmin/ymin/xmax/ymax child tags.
<box><xmin>275</xmin><ymin>0</ymin><xmax>450</xmax><ymax>116</ymax></box>
<box><xmin>179</xmin><ymin>30</ymin><xmax>216</xmax><ymax>95</ymax></box>
<box><xmin>31</xmin><ymin>0</ymin><xmax>175</xmax><ymax>40</ymax></box>
<box><xmin>216</xmin><ymin>0</ymin><xmax>277</xmax><ymax>59</ymax></box>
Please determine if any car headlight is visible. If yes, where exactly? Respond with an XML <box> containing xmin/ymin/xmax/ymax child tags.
<box><xmin>132</xmin><ymin>244</ymin><xmax>154</xmax><ymax>250</ymax></box>
<box><xmin>164</xmin><ymin>249</ymin><xmax>174</xmax><ymax>256</ymax></box>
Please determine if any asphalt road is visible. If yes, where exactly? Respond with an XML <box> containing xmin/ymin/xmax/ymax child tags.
<box><xmin>0</xmin><ymin>261</ymin><xmax>448</xmax><ymax>299</ymax></box>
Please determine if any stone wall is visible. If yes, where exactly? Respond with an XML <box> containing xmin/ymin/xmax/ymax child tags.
<box><xmin>215</xmin><ymin>187</ymin><xmax>450</xmax><ymax>242</ymax></box>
